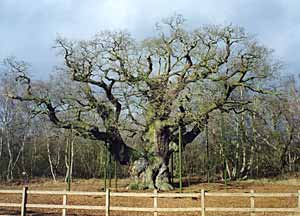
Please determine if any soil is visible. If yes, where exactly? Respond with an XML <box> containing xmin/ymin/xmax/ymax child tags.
<box><xmin>0</xmin><ymin>177</ymin><xmax>300</xmax><ymax>216</ymax></box>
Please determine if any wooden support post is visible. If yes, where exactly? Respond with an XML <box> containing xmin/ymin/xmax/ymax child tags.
<box><xmin>21</xmin><ymin>186</ymin><xmax>28</xmax><ymax>216</ymax></box>
<box><xmin>250</xmin><ymin>190</ymin><xmax>255</xmax><ymax>216</ymax></box>
<box><xmin>153</xmin><ymin>189</ymin><xmax>158</xmax><ymax>216</ymax></box>
<box><xmin>105</xmin><ymin>188</ymin><xmax>110</xmax><ymax>216</ymax></box>
<box><xmin>62</xmin><ymin>192</ymin><xmax>67</xmax><ymax>216</ymax></box>
<box><xmin>201</xmin><ymin>189</ymin><xmax>205</xmax><ymax>216</ymax></box>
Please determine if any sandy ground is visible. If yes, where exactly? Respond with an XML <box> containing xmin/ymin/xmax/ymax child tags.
<box><xmin>0</xmin><ymin>177</ymin><xmax>300</xmax><ymax>216</ymax></box>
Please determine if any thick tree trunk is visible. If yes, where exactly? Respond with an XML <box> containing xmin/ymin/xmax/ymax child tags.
<box><xmin>129</xmin><ymin>122</ymin><xmax>173</xmax><ymax>191</ymax></box>
<box><xmin>129</xmin><ymin>155</ymin><xmax>173</xmax><ymax>191</ymax></box>
<box><xmin>105</xmin><ymin>127</ymin><xmax>138</xmax><ymax>165</ymax></box>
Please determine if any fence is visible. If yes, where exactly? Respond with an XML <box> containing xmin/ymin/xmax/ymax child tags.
<box><xmin>0</xmin><ymin>187</ymin><xmax>300</xmax><ymax>216</ymax></box>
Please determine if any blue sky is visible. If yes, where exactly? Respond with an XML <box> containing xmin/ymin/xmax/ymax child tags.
<box><xmin>1</xmin><ymin>0</ymin><xmax>299</xmax><ymax>79</ymax></box>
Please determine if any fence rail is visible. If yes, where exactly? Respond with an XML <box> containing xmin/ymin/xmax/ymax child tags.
<box><xmin>0</xmin><ymin>187</ymin><xmax>300</xmax><ymax>216</ymax></box>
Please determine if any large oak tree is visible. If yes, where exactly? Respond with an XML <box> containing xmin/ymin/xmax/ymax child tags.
<box><xmin>6</xmin><ymin>16</ymin><xmax>278</xmax><ymax>190</ymax></box>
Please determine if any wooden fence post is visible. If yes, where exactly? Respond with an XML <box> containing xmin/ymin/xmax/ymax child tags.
<box><xmin>201</xmin><ymin>189</ymin><xmax>205</xmax><ymax>216</ymax></box>
<box><xmin>21</xmin><ymin>186</ymin><xmax>28</xmax><ymax>216</ymax></box>
<box><xmin>62</xmin><ymin>192</ymin><xmax>67</xmax><ymax>216</ymax></box>
<box><xmin>250</xmin><ymin>190</ymin><xmax>255</xmax><ymax>216</ymax></box>
<box><xmin>153</xmin><ymin>189</ymin><xmax>158</xmax><ymax>216</ymax></box>
<box><xmin>105</xmin><ymin>188</ymin><xmax>110</xmax><ymax>216</ymax></box>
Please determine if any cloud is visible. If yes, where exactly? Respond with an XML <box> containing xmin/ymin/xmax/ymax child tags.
<box><xmin>0</xmin><ymin>0</ymin><xmax>299</xmax><ymax>78</ymax></box>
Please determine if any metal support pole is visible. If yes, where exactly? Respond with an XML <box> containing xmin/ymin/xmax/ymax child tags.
<box><xmin>178</xmin><ymin>125</ymin><xmax>182</xmax><ymax>193</ymax></box>
<box><xmin>114</xmin><ymin>160</ymin><xmax>118</xmax><ymax>191</ymax></box>
<box><xmin>205</xmin><ymin>114</ymin><xmax>209</xmax><ymax>183</ymax></box>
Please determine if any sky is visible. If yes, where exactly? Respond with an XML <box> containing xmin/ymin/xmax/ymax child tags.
<box><xmin>0</xmin><ymin>0</ymin><xmax>299</xmax><ymax>79</ymax></box>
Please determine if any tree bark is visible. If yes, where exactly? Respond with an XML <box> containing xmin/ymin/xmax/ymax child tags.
<box><xmin>129</xmin><ymin>122</ymin><xmax>173</xmax><ymax>190</ymax></box>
